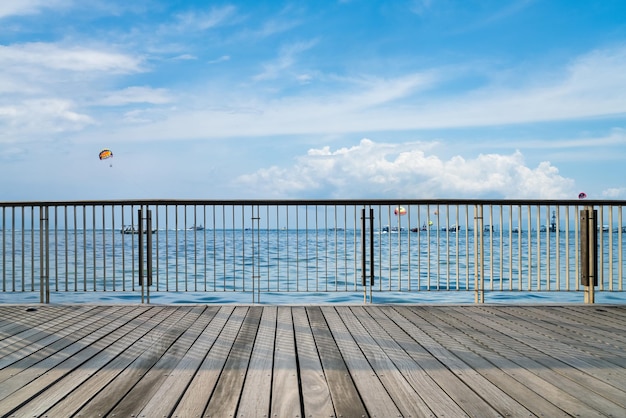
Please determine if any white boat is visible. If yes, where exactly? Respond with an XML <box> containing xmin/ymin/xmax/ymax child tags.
<box><xmin>381</xmin><ymin>225</ymin><xmax>405</xmax><ymax>233</ymax></box>
<box><xmin>188</xmin><ymin>224</ymin><xmax>204</xmax><ymax>231</ymax></box>
<box><xmin>120</xmin><ymin>225</ymin><xmax>157</xmax><ymax>234</ymax></box>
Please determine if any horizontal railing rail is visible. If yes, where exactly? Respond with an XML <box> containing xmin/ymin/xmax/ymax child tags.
<box><xmin>1</xmin><ymin>199</ymin><xmax>624</xmax><ymax>303</ymax></box>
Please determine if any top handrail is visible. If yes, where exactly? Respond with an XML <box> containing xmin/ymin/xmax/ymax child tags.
<box><xmin>2</xmin><ymin>198</ymin><xmax>625</xmax><ymax>207</ymax></box>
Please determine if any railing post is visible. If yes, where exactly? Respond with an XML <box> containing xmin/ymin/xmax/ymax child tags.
<box><xmin>360</xmin><ymin>207</ymin><xmax>375</xmax><ymax>304</ymax></box>
<box><xmin>138</xmin><ymin>208</ymin><xmax>144</xmax><ymax>303</ymax></box>
<box><xmin>39</xmin><ymin>206</ymin><xmax>50</xmax><ymax>304</ymax></box>
<box><xmin>580</xmin><ymin>206</ymin><xmax>597</xmax><ymax>304</ymax></box>
<box><xmin>251</xmin><ymin>205</ymin><xmax>260</xmax><ymax>304</ymax></box>
<box><xmin>474</xmin><ymin>204</ymin><xmax>484</xmax><ymax>303</ymax></box>
<box><xmin>146</xmin><ymin>208</ymin><xmax>152</xmax><ymax>304</ymax></box>
<box><xmin>138</xmin><ymin>207</ymin><xmax>153</xmax><ymax>304</ymax></box>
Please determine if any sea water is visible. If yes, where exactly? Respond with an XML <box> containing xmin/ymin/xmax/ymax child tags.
<box><xmin>1</xmin><ymin>228</ymin><xmax>625</xmax><ymax>305</ymax></box>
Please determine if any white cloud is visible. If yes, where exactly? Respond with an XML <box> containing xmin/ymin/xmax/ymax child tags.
<box><xmin>172</xmin><ymin>5</ymin><xmax>237</xmax><ymax>31</ymax></box>
<box><xmin>253</xmin><ymin>39</ymin><xmax>318</xmax><ymax>81</ymax></box>
<box><xmin>0</xmin><ymin>43</ymin><xmax>143</xmax><ymax>73</ymax></box>
<box><xmin>602</xmin><ymin>187</ymin><xmax>626</xmax><ymax>199</ymax></box>
<box><xmin>235</xmin><ymin>139</ymin><xmax>575</xmax><ymax>199</ymax></box>
<box><xmin>97</xmin><ymin>86</ymin><xmax>171</xmax><ymax>106</ymax></box>
<box><xmin>0</xmin><ymin>99</ymin><xmax>93</xmax><ymax>143</ymax></box>
<box><xmin>0</xmin><ymin>0</ymin><xmax>70</xmax><ymax>18</ymax></box>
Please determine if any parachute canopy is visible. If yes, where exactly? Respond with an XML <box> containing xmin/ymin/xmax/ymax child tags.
<box><xmin>578</xmin><ymin>192</ymin><xmax>587</xmax><ymax>199</ymax></box>
<box><xmin>99</xmin><ymin>149</ymin><xmax>113</xmax><ymax>160</ymax></box>
<box><xmin>394</xmin><ymin>206</ymin><xmax>407</xmax><ymax>216</ymax></box>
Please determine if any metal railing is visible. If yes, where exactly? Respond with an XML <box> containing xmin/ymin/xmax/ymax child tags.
<box><xmin>1</xmin><ymin>199</ymin><xmax>624</xmax><ymax>303</ymax></box>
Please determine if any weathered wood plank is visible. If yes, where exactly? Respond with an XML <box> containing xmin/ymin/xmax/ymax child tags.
<box><xmin>292</xmin><ymin>306</ymin><xmax>333</xmax><ymax>417</ymax></box>
<box><xmin>0</xmin><ymin>305</ymin><xmax>624</xmax><ymax>418</ymax></box>
<box><xmin>458</xmin><ymin>306</ymin><xmax>626</xmax><ymax>412</ymax></box>
<box><xmin>271</xmin><ymin>306</ymin><xmax>301</xmax><ymax>417</ymax></box>
<box><xmin>0</xmin><ymin>305</ymin><xmax>95</xmax><ymax>353</ymax></box>
<box><xmin>352</xmin><ymin>306</ymin><xmax>469</xmax><ymax>417</ymax></box>
<box><xmin>321</xmin><ymin>306</ymin><xmax>403</xmax><ymax>417</ymax></box>
<box><xmin>172</xmin><ymin>306</ymin><xmax>249</xmax><ymax>417</ymax></box>
<box><xmin>338</xmin><ymin>306</ymin><xmax>434</xmax><ymax>417</ymax></box>
<box><xmin>204</xmin><ymin>306</ymin><xmax>262</xmax><ymax>417</ymax></box>
<box><xmin>307</xmin><ymin>306</ymin><xmax>368</xmax><ymax>417</ymax></box>
<box><xmin>0</xmin><ymin>305</ymin><xmax>159</xmax><ymax>416</ymax></box>
<box><xmin>73</xmin><ymin>306</ymin><xmax>203</xmax><ymax>417</ymax></box>
<box><xmin>370</xmin><ymin>306</ymin><xmax>494</xmax><ymax>417</ymax></box>
<box><xmin>0</xmin><ymin>306</ymin><xmax>122</xmax><ymax>379</ymax></box>
<box><xmin>237</xmin><ymin>306</ymin><xmax>277</xmax><ymax>417</ymax></box>
<box><xmin>107</xmin><ymin>306</ymin><xmax>215</xmax><ymax>416</ymax></box>
<box><xmin>38</xmin><ymin>306</ymin><xmax>182</xmax><ymax>417</ymax></box>
<box><xmin>138</xmin><ymin>306</ymin><xmax>234</xmax><ymax>417</ymax></box>
<box><xmin>474</xmin><ymin>306</ymin><xmax>626</xmax><ymax>389</ymax></box>
<box><xmin>388</xmin><ymin>306</ymin><xmax>525</xmax><ymax>417</ymax></box>
<box><xmin>432</xmin><ymin>306</ymin><xmax>608</xmax><ymax>417</ymax></box>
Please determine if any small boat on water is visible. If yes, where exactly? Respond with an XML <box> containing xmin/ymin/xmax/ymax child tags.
<box><xmin>188</xmin><ymin>224</ymin><xmax>204</xmax><ymax>231</ymax></box>
<box><xmin>120</xmin><ymin>225</ymin><xmax>157</xmax><ymax>234</ymax></box>
<box><xmin>381</xmin><ymin>225</ymin><xmax>405</xmax><ymax>233</ymax></box>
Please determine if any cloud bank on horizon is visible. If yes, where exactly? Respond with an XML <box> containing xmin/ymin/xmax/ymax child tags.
<box><xmin>1</xmin><ymin>0</ymin><xmax>625</xmax><ymax>200</ymax></box>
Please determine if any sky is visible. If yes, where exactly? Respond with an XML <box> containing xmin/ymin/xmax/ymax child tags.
<box><xmin>1</xmin><ymin>0</ymin><xmax>626</xmax><ymax>201</ymax></box>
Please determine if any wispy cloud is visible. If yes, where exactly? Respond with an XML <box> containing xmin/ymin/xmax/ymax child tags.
<box><xmin>171</xmin><ymin>5</ymin><xmax>238</xmax><ymax>32</ymax></box>
<box><xmin>253</xmin><ymin>39</ymin><xmax>318</xmax><ymax>81</ymax></box>
<box><xmin>0</xmin><ymin>42</ymin><xmax>143</xmax><ymax>73</ymax></box>
<box><xmin>0</xmin><ymin>0</ymin><xmax>71</xmax><ymax>18</ymax></box>
<box><xmin>97</xmin><ymin>86</ymin><xmax>171</xmax><ymax>106</ymax></box>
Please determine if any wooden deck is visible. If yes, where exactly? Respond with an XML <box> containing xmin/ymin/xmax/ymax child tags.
<box><xmin>0</xmin><ymin>304</ymin><xmax>625</xmax><ymax>417</ymax></box>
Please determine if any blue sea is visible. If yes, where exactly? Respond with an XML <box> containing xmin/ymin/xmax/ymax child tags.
<box><xmin>1</xmin><ymin>228</ymin><xmax>625</xmax><ymax>305</ymax></box>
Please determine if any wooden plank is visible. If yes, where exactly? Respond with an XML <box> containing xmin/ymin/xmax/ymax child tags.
<box><xmin>457</xmin><ymin>306</ymin><xmax>626</xmax><ymax>411</ymax></box>
<box><xmin>172</xmin><ymin>306</ymin><xmax>249</xmax><ymax>417</ymax></box>
<box><xmin>72</xmin><ymin>306</ymin><xmax>204</xmax><ymax>417</ymax></box>
<box><xmin>42</xmin><ymin>306</ymin><xmax>203</xmax><ymax>417</ymax></box>
<box><xmin>270</xmin><ymin>306</ymin><xmax>301</xmax><ymax>417</ymax></box>
<box><xmin>291</xmin><ymin>306</ymin><xmax>333</xmax><ymax>417</ymax></box>
<box><xmin>351</xmin><ymin>306</ymin><xmax>469</xmax><ymax>418</ymax></box>
<box><xmin>321</xmin><ymin>306</ymin><xmax>403</xmax><ymax>417</ymax></box>
<box><xmin>369</xmin><ymin>306</ymin><xmax>498</xmax><ymax>417</ymax></box>
<box><xmin>0</xmin><ymin>305</ymin><xmax>159</xmax><ymax>416</ymax></box>
<box><xmin>0</xmin><ymin>306</ymin><xmax>95</xmax><ymax>354</ymax></box>
<box><xmin>386</xmin><ymin>306</ymin><xmax>524</xmax><ymax>417</ymax></box>
<box><xmin>0</xmin><ymin>306</ymin><xmax>124</xmax><ymax>380</ymax></box>
<box><xmin>476</xmin><ymin>306</ymin><xmax>626</xmax><ymax>386</ymax></box>
<box><xmin>24</xmin><ymin>307</ymin><xmax>170</xmax><ymax>417</ymax></box>
<box><xmin>138</xmin><ymin>306</ymin><xmax>234</xmax><ymax>417</ymax></box>
<box><xmin>0</xmin><ymin>305</ymin><xmax>144</xmax><ymax>401</ymax></box>
<box><xmin>204</xmin><ymin>306</ymin><xmax>262</xmax><ymax>417</ymax></box>
<box><xmin>337</xmin><ymin>307</ymin><xmax>434</xmax><ymax>417</ymax></box>
<box><xmin>237</xmin><ymin>306</ymin><xmax>276</xmax><ymax>417</ymax></box>
<box><xmin>107</xmin><ymin>306</ymin><xmax>216</xmax><ymax>416</ymax></box>
<box><xmin>519</xmin><ymin>306</ymin><xmax>626</xmax><ymax>357</ymax></box>
<box><xmin>307</xmin><ymin>306</ymin><xmax>367</xmax><ymax>417</ymax></box>
<box><xmin>433</xmin><ymin>304</ymin><xmax>602</xmax><ymax>417</ymax></box>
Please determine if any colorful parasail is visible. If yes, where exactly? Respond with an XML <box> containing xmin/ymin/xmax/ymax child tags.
<box><xmin>578</xmin><ymin>192</ymin><xmax>587</xmax><ymax>199</ymax></box>
<box><xmin>99</xmin><ymin>149</ymin><xmax>113</xmax><ymax>160</ymax></box>
<box><xmin>394</xmin><ymin>206</ymin><xmax>407</xmax><ymax>216</ymax></box>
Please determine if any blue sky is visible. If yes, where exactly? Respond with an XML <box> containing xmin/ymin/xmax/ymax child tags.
<box><xmin>1</xmin><ymin>0</ymin><xmax>626</xmax><ymax>201</ymax></box>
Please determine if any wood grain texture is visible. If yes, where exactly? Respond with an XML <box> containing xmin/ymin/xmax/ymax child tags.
<box><xmin>0</xmin><ymin>304</ymin><xmax>623</xmax><ymax>418</ymax></box>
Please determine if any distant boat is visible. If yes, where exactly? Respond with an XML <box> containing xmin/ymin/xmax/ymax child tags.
<box><xmin>120</xmin><ymin>225</ymin><xmax>157</xmax><ymax>234</ymax></box>
<box><xmin>382</xmin><ymin>225</ymin><xmax>404</xmax><ymax>233</ymax></box>
<box><xmin>411</xmin><ymin>221</ymin><xmax>432</xmax><ymax>232</ymax></box>
<box><xmin>442</xmin><ymin>224</ymin><xmax>460</xmax><ymax>232</ymax></box>
<box><xmin>188</xmin><ymin>224</ymin><xmax>204</xmax><ymax>231</ymax></box>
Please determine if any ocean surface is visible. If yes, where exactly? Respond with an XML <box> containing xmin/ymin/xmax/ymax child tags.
<box><xmin>1</xmin><ymin>228</ymin><xmax>625</xmax><ymax>305</ymax></box>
